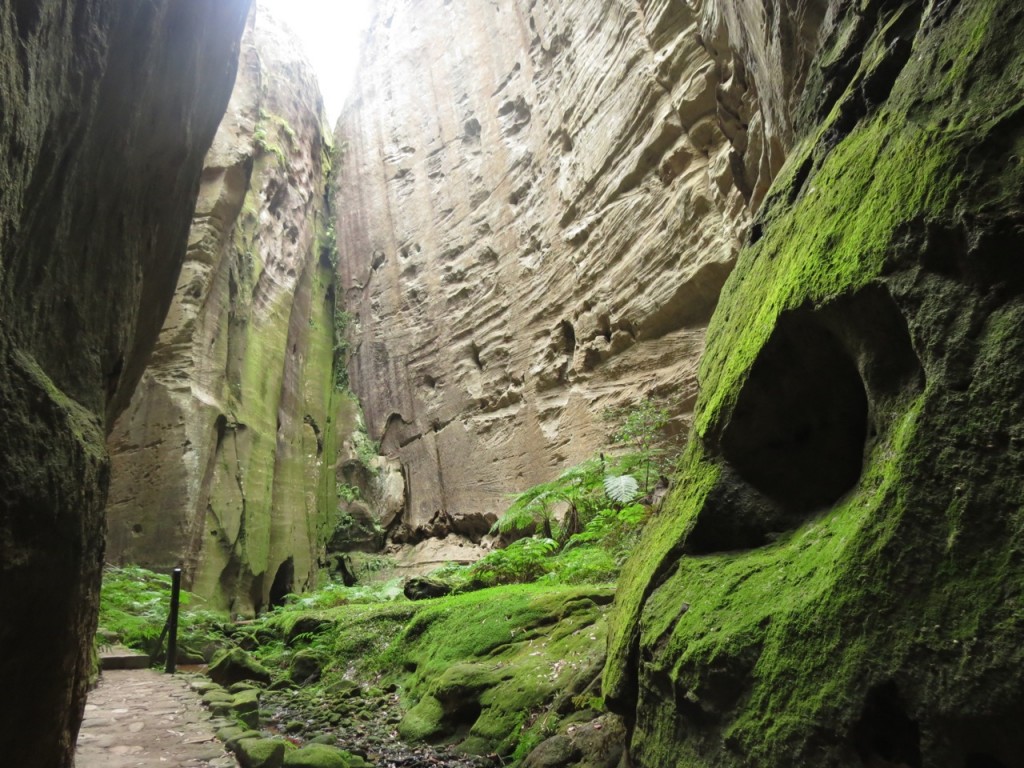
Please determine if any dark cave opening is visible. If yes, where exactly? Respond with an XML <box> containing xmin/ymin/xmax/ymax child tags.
<box><xmin>269</xmin><ymin>557</ymin><xmax>295</xmax><ymax>608</ymax></box>
<box><xmin>965</xmin><ymin>754</ymin><xmax>1008</xmax><ymax>768</ymax></box>
<box><xmin>720</xmin><ymin>310</ymin><xmax>868</xmax><ymax>515</ymax></box>
<box><xmin>437</xmin><ymin>695</ymin><xmax>483</xmax><ymax>739</ymax></box>
<box><xmin>560</xmin><ymin>319</ymin><xmax>577</xmax><ymax>358</ymax></box>
<box><xmin>687</xmin><ymin>285</ymin><xmax>923</xmax><ymax>554</ymax></box>
<box><xmin>852</xmin><ymin>681</ymin><xmax>922</xmax><ymax>768</ymax></box>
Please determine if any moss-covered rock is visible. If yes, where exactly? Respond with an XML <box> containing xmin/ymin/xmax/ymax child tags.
<box><xmin>605</xmin><ymin>1</ymin><xmax>1024</xmax><ymax>766</ymax></box>
<box><xmin>253</xmin><ymin>585</ymin><xmax>615</xmax><ymax>758</ymax></box>
<box><xmin>235</xmin><ymin>737</ymin><xmax>289</xmax><ymax>768</ymax></box>
<box><xmin>289</xmin><ymin>650</ymin><xmax>323</xmax><ymax>683</ymax></box>
<box><xmin>230</xmin><ymin>688</ymin><xmax>261</xmax><ymax>729</ymax></box>
<box><xmin>388</xmin><ymin>586</ymin><xmax>614</xmax><ymax>756</ymax></box>
<box><xmin>397</xmin><ymin>695</ymin><xmax>446</xmax><ymax>742</ymax></box>
<box><xmin>209</xmin><ymin>648</ymin><xmax>272</xmax><ymax>687</ymax></box>
<box><xmin>282</xmin><ymin>743</ymin><xmax>372</xmax><ymax>768</ymax></box>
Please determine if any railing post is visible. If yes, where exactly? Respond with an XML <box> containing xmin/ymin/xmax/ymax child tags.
<box><xmin>165</xmin><ymin>567</ymin><xmax>182</xmax><ymax>674</ymax></box>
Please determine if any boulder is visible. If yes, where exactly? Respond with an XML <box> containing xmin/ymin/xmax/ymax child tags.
<box><xmin>230</xmin><ymin>688</ymin><xmax>261</xmax><ymax>730</ymax></box>
<box><xmin>283</xmin><ymin>743</ymin><xmax>372</xmax><ymax>768</ymax></box>
<box><xmin>522</xmin><ymin>735</ymin><xmax>579</xmax><ymax>768</ymax></box>
<box><xmin>403</xmin><ymin>577</ymin><xmax>452</xmax><ymax>601</ymax></box>
<box><xmin>235</xmin><ymin>738</ymin><xmax>288</xmax><ymax>768</ymax></box>
<box><xmin>289</xmin><ymin>650</ymin><xmax>322</xmax><ymax>683</ymax></box>
<box><xmin>208</xmin><ymin>648</ymin><xmax>272</xmax><ymax>687</ymax></box>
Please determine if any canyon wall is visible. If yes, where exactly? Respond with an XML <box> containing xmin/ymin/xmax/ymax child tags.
<box><xmin>0</xmin><ymin>0</ymin><xmax>250</xmax><ymax>764</ymax></box>
<box><xmin>105</xmin><ymin>6</ymin><xmax>343</xmax><ymax>615</ymax></box>
<box><xmin>334</xmin><ymin>0</ymin><xmax>823</xmax><ymax>543</ymax></box>
<box><xmin>606</xmin><ymin>0</ymin><xmax>1024</xmax><ymax>764</ymax></box>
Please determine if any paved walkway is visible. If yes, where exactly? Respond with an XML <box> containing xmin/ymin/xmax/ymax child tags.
<box><xmin>76</xmin><ymin>669</ymin><xmax>236</xmax><ymax>768</ymax></box>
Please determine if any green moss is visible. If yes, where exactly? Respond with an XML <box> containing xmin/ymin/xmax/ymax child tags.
<box><xmin>397</xmin><ymin>694</ymin><xmax>446</xmax><ymax>741</ymax></box>
<box><xmin>607</xmin><ymin>0</ymin><xmax>1024</xmax><ymax>764</ymax></box>
<box><xmin>254</xmin><ymin>585</ymin><xmax>612</xmax><ymax>757</ymax></box>
<box><xmin>283</xmin><ymin>744</ymin><xmax>370</xmax><ymax>768</ymax></box>
<box><xmin>236</xmin><ymin>737</ymin><xmax>289</xmax><ymax>768</ymax></box>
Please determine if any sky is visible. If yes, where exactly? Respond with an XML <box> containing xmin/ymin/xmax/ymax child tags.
<box><xmin>259</xmin><ymin>0</ymin><xmax>376</xmax><ymax>123</ymax></box>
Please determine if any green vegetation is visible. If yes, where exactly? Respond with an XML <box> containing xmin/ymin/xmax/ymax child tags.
<box><xmin>97</xmin><ymin>565</ymin><xmax>230</xmax><ymax>661</ymax></box>
<box><xmin>99</xmin><ymin>563</ymin><xmax>613</xmax><ymax>760</ymax></box>
<box><xmin>602</xmin><ymin>397</ymin><xmax>672</xmax><ymax>492</ymax></box>
<box><xmin>253</xmin><ymin>108</ymin><xmax>296</xmax><ymax>168</ymax></box>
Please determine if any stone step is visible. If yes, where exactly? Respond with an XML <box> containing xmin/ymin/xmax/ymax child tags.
<box><xmin>100</xmin><ymin>646</ymin><xmax>151</xmax><ymax>671</ymax></box>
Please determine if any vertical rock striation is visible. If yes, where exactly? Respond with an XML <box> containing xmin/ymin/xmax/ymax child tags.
<box><xmin>334</xmin><ymin>0</ymin><xmax>820</xmax><ymax>543</ymax></box>
<box><xmin>105</xmin><ymin>6</ymin><xmax>336</xmax><ymax>615</ymax></box>
<box><xmin>0</xmin><ymin>0</ymin><xmax>250</xmax><ymax>764</ymax></box>
<box><xmin>606</xmin><ymin>0</ymin><xmax>1024</xmax><ymax>764</ymax></box>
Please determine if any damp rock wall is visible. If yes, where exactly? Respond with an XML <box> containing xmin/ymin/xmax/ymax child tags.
<box><xmin>0</xmin><ymin>0</ymin><xmax>250</xmax><ymax>764</ymax></box>
<box><xmin>605</xmin><ymin>0</ymin><xmax>1024</xmax><ymax>765</ymax></box>
<box><xmin>334</xmin><ymin>0</ymin><xmax>822</xmax><ymax>542</ymax></box>
<box><xmin>105</xmin><ymin>6</ymin><xmax>338</xmax><ymax>615</ymax></box>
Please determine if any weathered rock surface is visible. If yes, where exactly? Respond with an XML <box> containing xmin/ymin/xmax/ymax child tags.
<box><xmin>334</xmin><ymin>0</ymin><xmax>822</xmax><ymax>539</ymax></box>
<box><xmin>0</xmin><ymin>1</ymin><xmax>249</xmax><ymax>765</ymax></box>
<box><xmin>105</xmin><ymin>5</ymin><xmax>338</xmax><ymax>613</ymax></box>
<box><xmin>607</xmin><ymin>0</ymin><xmax>1024</xmax><ymax>765</ymax></box>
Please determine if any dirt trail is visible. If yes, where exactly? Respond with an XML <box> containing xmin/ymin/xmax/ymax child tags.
<box><xmin>75</xmin><ymin>669</ymin><xmax>236</xmax><ymax>768</ymax></box>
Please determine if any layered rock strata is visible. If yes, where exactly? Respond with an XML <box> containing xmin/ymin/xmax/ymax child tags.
<box><xmin>106</xmin><ymin>6</ymin><xmax>339</xmax><ymax>615</ymax></box>
<box><xmin>335</xmin><ymin>0</ymin><xmax>820</xmax><ymax>540</ymax></box>
<box><xmin>0</xmin><ymin>1</ymin><xmax>250</xmax><ymax>765</ymax></box>
<box><xmin>606</xmin><ymin>0</ymin><xmax>1024</xmax><ymax>764</ymax></box>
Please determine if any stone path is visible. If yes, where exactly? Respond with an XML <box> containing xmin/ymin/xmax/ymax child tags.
<box><xmin>76</xmin><ymin>669</ymin><xmax>237</xmax><ymax>768</ymax></box>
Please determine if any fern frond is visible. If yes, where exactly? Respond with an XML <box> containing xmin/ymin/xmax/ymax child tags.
<box><xmin>603</xmin><ymin>474</ymin><xmax>640</xmax><ymax>504</ymax></box>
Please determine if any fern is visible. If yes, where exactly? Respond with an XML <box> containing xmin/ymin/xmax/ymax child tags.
<box><xmin>603</xmin><ymin>474</ymin><xmax>640</xmax><ymax>503</ymax></box>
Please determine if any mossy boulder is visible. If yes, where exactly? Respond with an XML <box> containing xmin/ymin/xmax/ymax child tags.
<box><xmin>282</xmin><ymin>743</ymin><xmax>372</xmax><ymax>768</ymax></box>
<box><xmin>397</xmin><ymin>695</ymin><xmax>446</xmax><ymax>742</ymax></box>
<box><xmin>201</xmin><ymin>687</ymin><xmax>234</xmax><ymax>706</ymax></box>
<box><xmin>220</xmin><ymin>728</ymin><xmax>263</xmax><ymax>752</ymax></box>
<box><xmin>209</xmin><ymin>648</ymin><xmax>272</xmax><ymax>687</ymax></box>
<box><xmin>325</xmin><ymin>679</ymin><xmax>362</xmax><ymax>699</ymax></box>
<box><xmin>289</xmin><ymin>650</ymin><xmax>323</xmax><ymax>683</ymax></box>
<box><xmin>605</xmin><ymin>0</ymin><xmax>1024</xmax><ymax>766</ymax></box>
<box><xmin>235</xmin><ymin>737</ymin><xmax>289</xmax><ymax>768</ymax></box>
<box><xmin>230</xmin><ymin>688</ymin><xmax>261</xmax><ymax>729</ymax></box>
<box><xmin>393</xmin><ymin>586</ymin><xmax>613</xmax><ymax>756</ymax></box>
<box><xmin>522</xmin><ymin>735</ymin><xmax>578</xmax><ymax>768</ymax></box>
<box><xmin>403</xmin><ymin>576</ymin><xmax>452</xmax><ymax>600</ymax></box>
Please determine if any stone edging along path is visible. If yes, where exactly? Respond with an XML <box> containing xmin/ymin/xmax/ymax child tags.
<box><xmin>75</xmin><ymin>668</ymin><xmax>236</xmax><ymax>768</ymax></box>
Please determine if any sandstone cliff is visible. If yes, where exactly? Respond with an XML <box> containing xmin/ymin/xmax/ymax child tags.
<box><xmin>105</xmin><ymin>6</ymin><xmax>340</xmax><ymax>615</ymax></box>
<box><xmin>0</xmin><ymin>1</ymin><xmax>250</xmax><ymax>764</ymax></box>
<box><xmin>334</xmin><ymin>0</ymin><xmax>822</xmax><ymax>544</ymax></box>
<box><xmin>606</xmin><ymin>0</ymin><xmax>1024</xmax><ymax>764</ymax></box>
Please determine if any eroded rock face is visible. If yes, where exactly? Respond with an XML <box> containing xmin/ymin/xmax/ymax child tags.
<box><xmin>0</xmin><ymin>1</ymin><xmax>250</xmax><ymax>765</ymax></box>
<box><xmin>606</xmin><ymin>0</ymin><xmax>1024</xmax><ymax>765</ymax></box>
<box><xmin>105</xmin><ymin>6</ymin><xmax>336</xmax><ymax>615</ymax></box>
<box><xmin>334</xmin><ymin>0</ymin><xmax>821</xmax><ymax>540</ymax></box>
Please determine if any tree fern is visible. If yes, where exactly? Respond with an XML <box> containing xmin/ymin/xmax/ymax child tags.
<box><xmin>603</xmin><ymin>474</ymin><xmax>640</xmax><ymax>503</ymax></box>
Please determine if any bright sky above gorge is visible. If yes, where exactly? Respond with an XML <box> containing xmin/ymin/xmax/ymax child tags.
<box><xmin>260</xmin><ymin>0</ymin><xmax>375</xmax><ymax>122</ymax></box>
